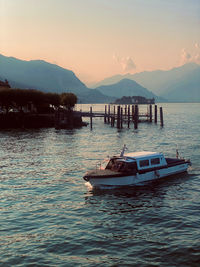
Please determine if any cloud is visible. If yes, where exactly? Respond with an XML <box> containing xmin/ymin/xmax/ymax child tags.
<box><xmin>180</xmin><ymin>43</ymin><xmax>200</xmax><ymax>65</ymax></box>
<box><xmin>194</xmin><ymin>43</ymin><xmax>200</xmax><ymax>49</ymax></box>
<box><xmin>180</xmin><ymin>48</ymin><xmax>191</xmax><ymax>64</ymax></box>
<box><xmin>113</xmin><ymin>53</ymin><xmax>136</xmax><ymax>72</ymax></box>
<box><xmin>194</xmin><ymin>53</ymin><xmax>200</xmax><ymax>64</ymax></box>
<box><xmin>122</xmin><ymin>57</ymin><xmax>136</xmax><ymax>72</ymax></box>
<box><xmin>194</xmin><ymin>43</ymin><xmax>200</xmax><ymax>64</ymax></box>
<box><xmin>113</xmin><ymin>53</ymin><xmax>121</xmax><ymax>64</ymax></box>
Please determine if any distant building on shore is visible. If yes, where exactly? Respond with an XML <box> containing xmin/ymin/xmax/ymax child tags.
<box><xmin>114</xmin><ymin>96</ymin><xmax>155</xmax><ymax>104</ymax></box>
<box><xmin>0</xmin><ymin>79</ymin><xmax>11</xmax><ymax>88</ymax></box>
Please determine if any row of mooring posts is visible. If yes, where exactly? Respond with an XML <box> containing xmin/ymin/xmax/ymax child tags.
<box><xmin>89</xmin><ymin>104</ymin><xmax>163</xmax><ymax>130</ymax></box>
<box><xmin>107</xmin><ymin>104</ymin><xmax>140</xmax><ymax>129</ymax></box>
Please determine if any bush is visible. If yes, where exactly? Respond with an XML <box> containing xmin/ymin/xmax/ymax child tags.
<box><xmin>60</xmin><ymin>93</ymin><xmax>77</xmax><ymax>110</ymax></box>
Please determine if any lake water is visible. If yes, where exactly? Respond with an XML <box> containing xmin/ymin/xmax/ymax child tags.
<box><xmin>0</xmin><ymin>103</ymin><xmax>200</xmax><ymax>266</ymax></box>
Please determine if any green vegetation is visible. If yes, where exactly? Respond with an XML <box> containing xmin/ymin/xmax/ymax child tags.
<box><xmin>0</xmin><ymin>87</ymin><xmax>77</xmax><ymax>113</ymax></box>
<box><xmin>60</xmin><ymin>93</ymin><xmax>78</xmax><ymax>110</ymax></box>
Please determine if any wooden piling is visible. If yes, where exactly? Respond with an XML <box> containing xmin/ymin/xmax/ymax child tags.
<box><xmin>90</xmin><ymin>107</ymin><xmax>92</xmax><ymax>129</ymax></box>
<box><xmin>112</xmin><ymin>106</ymin><xmax>115</xmax><ymax>127</ymax></box>
<box><xmin>149</xmin><ymin>104</ymin><xmax>152</xmax><ymax>122</ymax></box>
<box><xmin>108</xmin><ymin>104</ymin><xmax>110</xmax><ymax>124</ymax></box>
<box><xmin>120</xmin><ymin>107</ymin><xmax>123</xmax><ymax>129</ymax></box>
<box><xmin>128</xmin><ymin>105</ymin><xmax>130</xmax><ymax>128</ymax></box>
<box><xmin>125</xmin><ymin>105</ymin><xmax>127</xmax><ymax>120</ymax></box>
<box><xmin>104</xmin><ymin>105</ymin><xmax>107</xmax><ymax>123</ymax></box>
<box><xmin>132</xmin><ymin>105</ymin><xmax>135</xmax><ymax>122</ymax></box>
<box><xmin>117</xmin><ymin>105</ymin><xmax>120</xmax><ymax>129</ymax></box>
<box><xmin>111</xmin><ymin>116</ymin><xmax>115</xmax><ymax>127</ymax></box>
<box><xmin>160</xmin><ymin>107</ymin><xmax>164</xmax><ymax>127</ymax></box>
<box><xmin>154</xmin><ymin>105</ymin><xmax>157</xmax><ymax>123</ymax></box>
<box><xmin>134</xmin><ymin>105</ymin><xmax>138</xmax><ymax>129</ymax></box>
<box><xmin>113</xmin><ymin>116</ymin><xmax>115</xmax><ymax>127</ymax></box>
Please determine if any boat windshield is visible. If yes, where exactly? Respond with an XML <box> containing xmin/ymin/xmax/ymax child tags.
<box><xmin>106</xmin><ymin>158</ymin><xmax>137</xmax><ymax>172</ymax></box>
<box><xmin>106</xmin><ymin>158</ymin><xmax>123</xmax><ymax>171</ymax></box>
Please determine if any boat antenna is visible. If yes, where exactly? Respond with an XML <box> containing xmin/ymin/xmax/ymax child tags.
<box><xmin>176</xmin><ymin>144</ymin><xmax>179</xmax><ymax>159</ymax></box>
<box><xmin>120</xmin><ymin>144</ymin><xmax>127</xmax><ymax>157</ymax></box>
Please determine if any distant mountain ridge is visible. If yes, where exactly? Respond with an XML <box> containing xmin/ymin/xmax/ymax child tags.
<box><xmin>95</xmin><ymin>78</ymin><xmax>162</xmax><ymax>101</ymax></box>
<box><xmin>0</xmin><ymin>54</ymin><xmax>114</xmax><ymax>103</ymax></box>
<box><xmin>161</xmin><ymin>67</ymin><xmax>200</xmax><ymax>102</ymax></box>
<box><xmin>0</xmin><ymin>54</ymin><xmax>87</xmax><ymax>94</ymax></box>
<box><xmin>92</xmin><ymin>63</ymin><xmax>200</xmax><ymax>102</ymax></box>
<box><xmin>133</xmin><ymin>63</ymin><xmax>200</xmax><ymax>97</ymax></box>
<box><xmin>3</xmin><ymin>53</ymin><xmax>196</xmax><ymax>103</ymax></box>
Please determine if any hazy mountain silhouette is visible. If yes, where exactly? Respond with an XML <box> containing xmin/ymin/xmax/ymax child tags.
<box><xmin>133</xmin><ymin>63</ymin><xmax>200</xmax><ymax>98</ymax></box>
<box><xmin>0</xmin><ymin>54</ymin><xmax>87</xmax><ymax>94</ymax></box>
<box><xmin>0</xmin><ymin>54</ymin><xmax>114</xmax><ymax>103</ymax></box>
<box><xmin>96</xmin><ymin>78</ymin><xmax>161</xmax><ymax>101</ymax></box>
<box><xmin>160</xmin><ymin>67</ymin><xmax>200</xmax><ymax>102</ymax></box>
<box><xmin>2</xmin><ymin>53</ymin><xmax>197</xmax><ymax>103</ymax></box>
<box><xmin>92</xmin><ymin>63</ymin><xmax>200</xmax><ymax>102</ymax></box>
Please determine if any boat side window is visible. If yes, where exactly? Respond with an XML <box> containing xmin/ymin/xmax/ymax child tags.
<box><xmin>139</xmin><ymin>159</ymin><xmax>149</xmax><ymax>167</ymax></box>
<box><xmin>127</xmin><ymin>162</ymin><xmax>137</xmax><ymax>170</ymax></box>
<box><xmin>126</xmin><ymin>162</ymin><xmax>137</xmax><ymax>171</ymax></box>
<box><xmin>150</xmin><ymin>158</ymin><xmax>160</xmax><ymax>165</ymax></box>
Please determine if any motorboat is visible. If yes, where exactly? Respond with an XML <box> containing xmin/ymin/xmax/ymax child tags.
<box><xmin>83</xmin><ymin>145</ymin><xmax>191</xmax><ymax>187</ymax></box>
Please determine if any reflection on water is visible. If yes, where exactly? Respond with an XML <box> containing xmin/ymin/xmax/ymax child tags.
<box><xmin>85</xmin><ymin>172</ymin><xmax>191</xmax><ymax>211</ymax></box>
<box><xmin>0</xmin><ymin>103</ymin><xmax>200</xmax><ymax>266</ymax></box>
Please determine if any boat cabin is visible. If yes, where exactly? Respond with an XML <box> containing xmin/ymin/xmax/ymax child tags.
<box><xmin>105</xmin><ymin>151</ymin><xmax>167</xmax><ymax>173</ymax></box>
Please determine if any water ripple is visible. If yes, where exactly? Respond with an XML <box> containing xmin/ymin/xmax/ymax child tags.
<box><xmin>0</xmin><ymin>104</ymin><xmax>200</xmax><ymax>266</ymax></box>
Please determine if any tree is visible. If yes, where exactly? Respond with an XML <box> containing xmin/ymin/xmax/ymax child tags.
<box><xmin>12</xmin><ymin>89</ymin><xmax>30</xmax><ymax>111</ymax></box>
<box><xmin>0</xmin><ymin>88</ymin><xmax>13</xmax><ymax>113</ymax></box>
<box><xmin>60</xmin><ymin>93</ymin><xmax>77</xmax><ymax>110</ymax></box>
<box><xmin>0</xmin><ymin>87</ymin><xmax>78</xmax><ymax>114</ymax></box>
<box><xmin>45</xmin><ymin>93</ymin><xmax>60</xmax><ymax>109</ymax></box>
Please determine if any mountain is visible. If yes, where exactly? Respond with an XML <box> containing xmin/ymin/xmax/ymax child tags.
<box><xmin>132</xmin><ymin>63</ymin><xmax>200</xmax><ymax>96</ymax></box>
<box><xmin>161</xmin><ymin>67</ymin><xmax>200</xmax><ymax>102</ymax></box>
<box><xmin>91</xmin><ymin>74</ymin><xmax>129</xmax><ymax>88</ymax></box>
<box><xmin>0</xmin><ymin>54</ymin><xmax>113</xmax><ymax>103</ymax></box>
<box><xmin>96</xmin><ymin>78</ymin><xmax>160</xmax><ymax>101</ymax></box>
<box><xmin>92</xmin><ymin>63</ymin><xmax>200</xmax><ymax>102</ymax></box>
<box><xmin>3</xmin><ymin>53</ymin><xmax>198</xmax><ymax>103</ymax></box>
<box><xmin>77</xmin><ymin>89</ymin><xmax>115</xmax><ymax>103</ymax></box>
<box><xmin>0</xmin><ymin>54</ymin><xmax>88</xmax><ymax>94</ymax></box>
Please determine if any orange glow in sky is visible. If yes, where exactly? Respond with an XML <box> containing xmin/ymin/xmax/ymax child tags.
<box><xmin>0</xmin><ymin>0</ymin><xmax>200</xmax><ymax>85</ymax></box>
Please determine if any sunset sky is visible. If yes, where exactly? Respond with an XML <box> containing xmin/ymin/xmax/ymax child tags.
<box><xmin>1</xmin><ymin>0</ymin><xmax>200</xmax><ymax>85</ymax></box>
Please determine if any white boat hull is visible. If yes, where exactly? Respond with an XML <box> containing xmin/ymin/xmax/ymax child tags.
<box><xmin>87</xmin><ymin>163</ymin><xmax>189</xmax><ymax>187</ymax></box>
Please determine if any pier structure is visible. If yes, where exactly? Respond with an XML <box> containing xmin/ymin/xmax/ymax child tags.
<box><xmin>81</xmin><ymin>104</ymin><xmax>164</xmax><ymax>130</ymax></box>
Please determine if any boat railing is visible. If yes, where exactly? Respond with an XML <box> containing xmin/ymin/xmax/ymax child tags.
<box><xmin>96</xmin><ymin>159</ymin><xmax>110</xmax><ymax>171</ymax></box>
<box><xmin>96</xmin><ymin>161</ymin><xmax>102</xmax><ymax>171</ymax></box>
